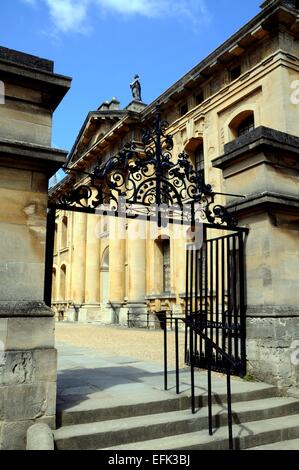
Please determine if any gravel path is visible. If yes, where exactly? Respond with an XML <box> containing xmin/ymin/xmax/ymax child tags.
<box><xmin>55</xmin><ymin>322</ymin><xmax>186</xmax><ymax>367</ymax></box>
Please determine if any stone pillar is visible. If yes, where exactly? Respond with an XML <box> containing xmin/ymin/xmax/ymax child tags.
<box><xmin>0</xmin><ymin>47</ymin><xmax>71</xmax><ymax>449</ymax></box>
<box><xmin>108</xmin><ymin>240</ymin><xmax>126</xmax><ymax>324</ymax></box>
<box><xmin>126</xmin><ymin>219</ymin><xmax>147</xmax><ymax>326</ymax></box>
<box><xmin>70</xmin><ymin>212</ymin><xmax>87</xmax><ymax>321</ymax></box>
<box><xmin>83</xmin><ymin>214</ymin><xmax>101</xmax><ymax>321</ymax></box>
<box><xmin>103</xmin><ymin>217</ymin><xmax>125</xmax><ymax>324</ymax></box>
<box><xmin>213</xmin><ymin>126</ymin><xmax>299</xmax><ymax>394</ymax></box>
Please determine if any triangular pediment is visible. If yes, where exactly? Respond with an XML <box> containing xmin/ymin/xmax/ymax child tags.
<box><xmin>67</xmin><ymin>110</ymin><xmax>127</xmax><ymax>167</ymax></box>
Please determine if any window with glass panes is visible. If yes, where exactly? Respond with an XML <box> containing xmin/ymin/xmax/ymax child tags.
<box><xmin>162</xmin><ymin>239</ymin><xmax>171</xmax><ymax>293</ymax></box>
<box><xmin>195</xmin><ymin>143</ymin><xmax>205</xmax><ymax>179</ymax></box>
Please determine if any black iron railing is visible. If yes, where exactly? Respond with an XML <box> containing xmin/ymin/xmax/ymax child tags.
<box><xmin>167</xmin><ymin>229</ymin><xmax>247</xmax><ymax>450</ymax></box>
<box><xmin>162</xmin><ymin>315</ymin><xmax>236</xmax><ymax>450</ymax></box>
<box><xmin>127</xmin><ymin>306</ymin><xmax>244</xmax><ymax>449</ymax></box>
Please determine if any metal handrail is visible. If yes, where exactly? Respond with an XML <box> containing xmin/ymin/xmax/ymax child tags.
<box><xmin>125</xmin><ymin>311</ymin><xmax>235</xmax><ymax>450</ymax></box>
<box><xmin>162</xmin><ymin>314</ymin><xmax>235</xmax><ymax>451</ymax></box>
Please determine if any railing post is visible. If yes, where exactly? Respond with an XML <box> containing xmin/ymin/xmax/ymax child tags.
<box><xmin>238</xmin><ymin>231</ymin><xmax>246</xmax><ymax>376</ymax></box>
<box><xmin>175</xmin><ymin>318</ymin><xmax>180</xmax><ymax>395</ymax></box>
<box><xmin>190</xmin><ymin>321</ymin><xmax>196</xmax><ymax>414</ymax></box>
<box><xmin>227</xmin><ymin>369</ymin><xmax>234</xmax><ymax>450</ymax></box>
<box><xmin>164</xmin><ymin>316</ymin><xmax>168</xmax><ymax>391</ymax></box>
<box><xmin>207</xmin><ymin>343</ymin><xmax>213</xmax><ymax>436</ymax></box>
<box><xmin>185</xmin><ymin>249</ymin><xmax>189</xmax><ymax>363</ymax></box>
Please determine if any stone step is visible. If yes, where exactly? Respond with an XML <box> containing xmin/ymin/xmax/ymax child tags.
<box><xmin>249</xmin><ymin>438</ymin><xmax>299</xmax><ymax>450</ymax></box>
<box><xmin>57</xmin><ymin>382</ymin><xmax>278</xmax><ymax>427</ymax></box>
<box><xmin>54</xmin><ymin>397</ymin><xmax>299</xmax><ymax>450</ymax></box>
<box><xmin>103</xmin><ymin>414</ymin><xmax>299</xmax><ymax>451</ymax></box>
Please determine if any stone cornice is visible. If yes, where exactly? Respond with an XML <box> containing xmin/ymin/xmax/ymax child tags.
<box><xmin>0</xmin><ymin>54</ymin><xmax>71</xmax><ymax>111</ymax></box>
<box><xmin>141</xmin><ymin>1</ymin><xmax>299</xmax><ymax>119</ymax></box>
<box><xmin>212</xmin><ymin>126</ymin><xmax>299</xmax><ymax>170</ymax></box>
<box><xmin>247</xmin><ymin>304</ymin><xmax>299</xmax><ymax>317</ymax></box>
<box><xmin>0</xmin><ymin>46</ymin><xmax>53</xmax><ymax>72</ymax></box>
<box><xmin>226</xmin><ymin>191</ymin><xmax>299</xmax><ymax>215</ymax></box>
<box><xmin>0</xmin><ymin>138</ymin><xmax>68</xmax><ymax>177</ymax></box>
<box><xmin>0</xmin><ymin>301</ymin><xmax>54</xmax><ymax>317</ymax></box>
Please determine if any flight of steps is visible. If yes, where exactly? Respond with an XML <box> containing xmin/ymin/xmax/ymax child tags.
<box><xmin>54</xmin><ymin>383</ymin><xmax>299</xmax><ymax>450</ymax></box>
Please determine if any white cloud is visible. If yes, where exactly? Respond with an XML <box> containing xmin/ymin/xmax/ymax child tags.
<box><xmin>45</xmin><ymin>0</ymin><xmax>90</xmax><ymax>34</ymax></box>
<box><xmin>22</xmin><ymin>0</ymin><xmax>211</xmax><ymax>34</ymax></box>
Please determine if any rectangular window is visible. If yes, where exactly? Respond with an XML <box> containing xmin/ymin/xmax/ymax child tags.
<box><xmin>54</xmin><ymin>223</ymin><xmax>58</xmax><ymax>254</ymax></box>
<box><xmin>196</xmin><ymin>92</ymin><xmax>204</xmax><ymax>106</ymax></box>
<box><xmin>195</xmin><ymin>144</ymin><xmax>205</xmax><ymax>175</ymax></box>
<box><xmin>230</xmin><ymin>65</ymin><xmax>241</xmax><ymax>81</ymax></box>
<box><xmin>180</xmin><ymin>103</ymin><xmax>189</xmax><ymax>116</ymax></box>
<box><xmin>163</xmin><ymin>240</ymin><xmax>171</xmax><ymax>293</ymax></box>
<box><xmin>61</xmin><ymin>216</ymin><xmax>68</xmax><ymax>249</ymax></box>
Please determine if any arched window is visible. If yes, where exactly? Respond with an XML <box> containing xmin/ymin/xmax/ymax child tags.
<box><xmin>237</xmin><ymin>114</ymin><xmax>255</xmax><ymax>137</ymax></box>
<box><xmin>229</xmin><ymin>111</ymin><xmax>255</xmax><ymax>139</ymax></box>
<box><xmin>61</xmin><ymin>216</ymin><xmax>68</xmax><ymax>249</ymax></box>
<box><xmin>59</xmin><ymin>265</ymin><xmax>66</xmax><ymax>300</ymax></box>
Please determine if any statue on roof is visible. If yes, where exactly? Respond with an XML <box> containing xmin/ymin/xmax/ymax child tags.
<box><xmin>130</xmin><ymin>74</ymin><xmax>142</xmax><ymax>102</ymax></box>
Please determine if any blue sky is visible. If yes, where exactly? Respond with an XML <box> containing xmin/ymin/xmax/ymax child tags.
<box><xmin>1</xmin><ymin>0</ymin><xmax>261</xmax><ymax>152</ymax></box>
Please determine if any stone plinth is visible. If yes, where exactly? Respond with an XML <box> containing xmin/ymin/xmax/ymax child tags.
<box><xmin>0</xmin><ymin>47</ymin><xmax>71</xmax><ymax>449</ymax></box>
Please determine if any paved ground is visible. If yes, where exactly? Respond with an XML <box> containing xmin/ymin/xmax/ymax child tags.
<box><xmin>55</xmin><ymin>331</ymin><xmax>275</xmax><ymax>413</ymax></box>
<box><xmin>55</xmin><ymin>322</ymin><xmax>186</xmax><ymax>367</ymax></box>
<box><xmin>55</xmin><ymin>326</ymin><xmax>299</xmax><ymax>450</ymax></box>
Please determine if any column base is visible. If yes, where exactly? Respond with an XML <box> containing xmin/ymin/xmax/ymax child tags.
<box><xmin>69</xmin><ymin>303</ymin><xmax>123</xmax><ymax>325</ymax></box>
<box><xmin>126</xmin><ymin>303</ymin><xmax>148</xmax><ymax>328</ymax></box>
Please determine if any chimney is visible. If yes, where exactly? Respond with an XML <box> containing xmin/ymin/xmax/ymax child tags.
<box><xmin>109</xmin><ymin>97</ymin><xmax>120</xmax><ymax>111</ymax></box>
<box><xmin>98</xmin><ymin>100</ymin><xmax>110</xmax><ymax>111</ymax></box>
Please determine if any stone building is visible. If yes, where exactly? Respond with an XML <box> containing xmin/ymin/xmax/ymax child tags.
<box><xmin>0</xmin><ymin>0</ymin><xmax>298</xmax><ymax>451</ymax></box>
<box><xmin>51</xmin><ymin>0</ymin><xmax>299</xmax><ymax>392</ymax></box>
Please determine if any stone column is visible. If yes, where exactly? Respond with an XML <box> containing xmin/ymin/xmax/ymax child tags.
<box><xmin>213</xmin><ymin>126</ymin><xmax>299</xmax><ymax>395</ymax></box>
<box><xmin>83</xmin><ymin>214</ymin><xmax>101</xmax><ymax>321</ymax></box>
<box><xmin>70</xmin><ymin>212</ymin><xmax>87</xmax><ymax>321</ymax></box>
<box><xmin>0</xmin><ymin>47</ymin><xmax>71</xmax><ymax>449</ymax></box>
<box><xmin>126</xmin><ymin>219</ymin><xmax>147</xmax><ymax>326</ymax></box>
<box><xmin>106</xmin><ymin>217</ymin><xmax>126</xmax><ymax>324</ymax></box>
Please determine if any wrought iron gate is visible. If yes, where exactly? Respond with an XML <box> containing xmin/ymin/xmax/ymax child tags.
<box><xmin>185</xmin><ymin>229</ymin><xmax>246</xmax><ymax>377</ymax></box>
<box><xmin>46</xmin><ymin>104</ymin><xmax>248</xmax><ymax>450</ymax></box>
<box><xmin>181</xmin><ymin>227</ymin><xmax>247</xmax><ymax>449</ymax></box>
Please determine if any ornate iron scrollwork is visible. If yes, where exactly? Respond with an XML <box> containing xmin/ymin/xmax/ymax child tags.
<box><xmin>51</xmin><ymin>105</ymin><xmax>238</xmax><ymax>228</ymax></box>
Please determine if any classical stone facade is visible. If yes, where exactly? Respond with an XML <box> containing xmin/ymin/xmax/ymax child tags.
<box><xmin>0</xmin><ymin>47</ymin><xmax>71</xmax><ymax>449</ymax></box>
<box><xmin>50</xmin><ymin>0</ymin><xmax>299</xmax><ymax>393</ymax></box>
